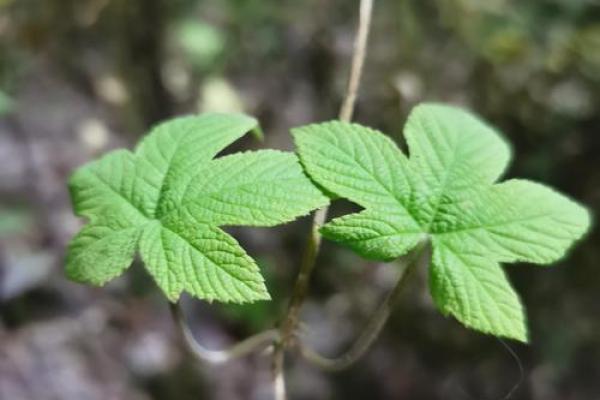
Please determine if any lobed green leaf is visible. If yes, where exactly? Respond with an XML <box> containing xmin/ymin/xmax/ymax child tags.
<box><xmin>67</xmin><ymin>113</ymin><xmax>328</xmax><ymax>303</ymax></box>
<box><xmin>295</xmin><ymin>102</ymin><xmax>591</xmax><ymax>341</ymax></box>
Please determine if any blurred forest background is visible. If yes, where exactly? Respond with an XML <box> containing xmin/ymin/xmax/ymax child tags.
<box><xmin>1</xmin><ymin>0</ymin><xmax>599</xmax><ymax>399</ymax></box>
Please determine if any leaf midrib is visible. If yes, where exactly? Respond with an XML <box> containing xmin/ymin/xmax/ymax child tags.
<box><xmin>309</xmin><ymin>132</ymin><xmax>421</xmax><ymax>228</ymax></box>
<box><xmin>160</xmin><ymin>224</ymin><xmax>262</xmax><ymax>292</ymax></box>
<box><xmin>418</xmin><ymin>115</ymin><xmax>462</xmax><ymax>233</ymax></box>
<box><xmin>90</xmin><ymin>169</ymin><xmax>150</xmax><ymax>219</ymax></box>
<box><xmin>434</xmin><ymin>211</ymin><xmax>571</xmax><ymax>236</ymax></box>
<box><xmin>439</xmin><ymin>240</ymin><xmax>521</xmax><ymax>335</ymax></box>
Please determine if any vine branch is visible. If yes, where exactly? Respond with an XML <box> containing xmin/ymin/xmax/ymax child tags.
<box><xmin>170</xmin><ymin>302</ymin><xmax>279</xmax><ymax>364</ymax></box>
<box><xmin>299</xmin><ymin>240</ymin><xmax>431</xmax><ymax>371</ymax></box>
<box><xmin>272</xmin><ymin>0</ymin><xmax>374</xmax><ymax>398</ymax></box>
<box><xmin>339</xmin><ymin>0</ymin><xmax>374</xmax><ymax>122</ymax></box>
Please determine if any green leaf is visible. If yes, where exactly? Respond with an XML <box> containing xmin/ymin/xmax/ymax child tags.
<box><xmin>404</xmin><ymin>103</ymin><xmax>511</xmax><ymax>189</ymax></box>
<box><xmin>430</xmin><ymin>239</ymin><xmax>527</xmax><ymax>342</ymax></box>
<box><xmin>139</xmin><ymin>219</ymin><xmax>268</xmax><ymax>303</ymax></box>
<box><xmin>293</xmin><ymin>121</ymin><xmax>412</xmax><ymax>210</ymax></box>
<box><xmin>66</xmin><ymin>208</ymin><xmax>142</xmax><ymax>286</ymax></box>
<box><xmin>69</xmin><ymin>149</ymin><xmax>149</xmax><ymax>219</ymax></box>
<box><xmin>174</xmin><ymin>150</ymin><xmax>329</xmax><ymax>227</ymax></box>
<box><xmin>134</xmin><ymin>113</ymin><xmax>259</xmax><ymax>217</ymax></box>
<box><xmin>67</xmin><ymin>113</ymin><xmax>328</xmax><ymax>303</ymax></box>
<box><xmin>320</xmin><ymin>209</ymin><xmax>423</xmax><ymax>261</ymax></box>
<box><xmin>295</xmin><ymin>103</ymin><xmax>591</xmax><ymax>341</ymax></box>
<box><xmin>436</xmin><ymin>179</ymin><xmax>591</xmax><ymax>264</ymax></box>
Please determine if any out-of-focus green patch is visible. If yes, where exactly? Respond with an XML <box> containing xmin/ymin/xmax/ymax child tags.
<box><xmin>176</xmin><ymin>20</ymin><xmax>225</xmax><ymax>69</ymax></box>
<box><xmin>197</xmin><ymin>77</ymin><xmax>262</xmax><ymax>140</ymax></box>
<box><xmin>482</xmin><ymin>27</ymin><xmax>530</xmax><ymax>63</ymax></box>
<box><xmin>199</xmin><ymin>78</ymin><xmax>244</xmax><ymax>113</ymax></box>
<box><xmin>0</xmin><ymin>207</ymin><xmax>33</xmax><ymax>237</ymax></box>
<box><xmin>0</xmin><ymin>90</ymin><xmax>14</xmax><ymax>116</ymax></box>
<box><xmin>574</xmin><ymin>25</ymin><xmax>600</xmax><ymax>80</ymax></box>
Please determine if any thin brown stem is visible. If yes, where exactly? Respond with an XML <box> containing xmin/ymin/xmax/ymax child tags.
<box><xmin>170</xmin><ymin>302</ymin><xmax>278</xmax><ymax>364</ymax></box>
<box><xmin>299</xmin><ymin>240</ymin><xmax>431</xmax><ymax>371</ymax></box>
<box><xmin>339</xmin><ymin>0</ymin><xmax>374</xmax><ymax>122</ymax></box>
<box><xmin>272</xmin><ymin>1</ymin><xmax>374</xmax><ymax>398</ymax></box>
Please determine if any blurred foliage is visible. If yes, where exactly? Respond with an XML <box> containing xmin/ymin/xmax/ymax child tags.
<box><xmin>175</xmin><ymin>20</ymin><xmax>225</xmax><ymax>70</ymax></box>
<box><xmin>0</xmin><ymin>90</ymin><xmax>13</xmax><ymax>116</ymax></box>
<box><xmin>0</xmin><ymin>207</ymin><xmax>32</xmax><ymax>237</ymax></box>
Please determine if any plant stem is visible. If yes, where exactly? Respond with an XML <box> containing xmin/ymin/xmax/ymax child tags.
<box><xmin>338</xmin><ymin>0</ymin><xmax>374</xmax><ymax>122</ymax></box>
<box><xmin>272</xmin><ymin>0</ymin><xmax>374</xmax><ymax>398</ymax></box>
<box><xmin>299</xmin><ymin>240</ymin><xmax>431</xmax><ymax>371</ymax></box>
<box><xmin>272</xmin><ymin>212</ymin><xmax>325</xmax><ymax>399</ymax></box>
<box><xmin>170</xmin><ymin>302</ymin><xmax>279</xmax><ymax>364</ymax></box>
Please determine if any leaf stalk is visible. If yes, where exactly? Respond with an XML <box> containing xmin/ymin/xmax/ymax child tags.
<box><xmin>298</xmin><ymin>240</ymin><xmax>431</xmax><ymax>371</ymax></box>
<box><xmin>170</xmin><ymin>302</ymin><xmax>279</xmax><ymax>364</ymax></box>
